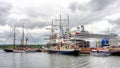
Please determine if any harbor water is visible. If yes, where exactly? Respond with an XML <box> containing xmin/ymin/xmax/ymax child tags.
<box><xmin>0</xmin><ymin>49</ymin><xmax>120</xmax><ymax>68</ymax></box>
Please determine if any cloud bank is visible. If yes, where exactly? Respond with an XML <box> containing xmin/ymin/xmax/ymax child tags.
<box><xmin>0</xmin><ymin>0</ymin><xmax>120</xmax><ymax>44</ymax></box>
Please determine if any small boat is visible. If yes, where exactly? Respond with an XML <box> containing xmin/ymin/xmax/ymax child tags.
<box><xmin>91</xmin><ymin>48</ymin><xmax>111</xmax><ymax>56</ymax></box>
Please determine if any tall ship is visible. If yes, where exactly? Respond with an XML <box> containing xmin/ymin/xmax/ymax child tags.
<box><xmin>46</xmin><ymin>15</ymin><xmax>119</xmax><ymax>56</ymax></box>
<box><xmin>4</xmin><ymin>24</ymin><xmax>42</xmax><ymax>53</ymax></box>
<box><xmin>46</xmin><ymin>15</ymin><xmax>80</xmax><ymax>56</ymax></box>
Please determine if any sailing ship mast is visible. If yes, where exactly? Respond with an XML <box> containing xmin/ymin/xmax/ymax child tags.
<box><xmin>51</xmin><ymin>20</ymin><xmax>54</xmax><ymax>47</ymax></box>
<box><xmin>21</xmin><ymin>23</ymin><xmax>24</xmax><ymax>48</ymax></box>
<box><xmin>55</xmin><ymin>14</ymin><xmax>69</xmax><ymax>46</ymax></box>
<box><xmin>25</xmin><ymin>37</ymin><xmax>28</xmax><ymax>45</ymax></box>
<box><xmin>59</xmin><ymin>14</ymin><xmax>62</xmax><ymax>39</ymax></box>
<box><xmin>59</xmin><ymin>14</ymin><xmax>62</xmax><ymax>46</ymax></box>
<box><xmin>13</xmin><ymin>26</ymin><xmax>16</xmax><ymax>49</ymax></box>
<box><xmin>67</xmin><ymin>14</ymin><xmax>70</xmax><ymax>42</ymax></box>
<box><xmin>67</xmin><ymin>14</ymin><xmax>69</xmax><ymax>34</ymax></box>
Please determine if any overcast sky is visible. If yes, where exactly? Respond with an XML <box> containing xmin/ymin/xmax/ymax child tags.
<box><xmin>0</xmin><ymin>0</ymin><xmax>120</xmax><ymax>44</ymax></box>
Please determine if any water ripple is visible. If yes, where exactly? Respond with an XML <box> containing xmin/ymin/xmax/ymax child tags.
<box><xmin>0</xmin><ymin>51</ymin><xmax>120</xmax><ymax>68</ymax></box>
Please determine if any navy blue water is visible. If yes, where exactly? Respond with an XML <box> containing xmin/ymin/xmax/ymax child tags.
<box><xmin>0</xmin><ymin>49</ymin><xmax>120</xmax><ymax>68</ymax></box>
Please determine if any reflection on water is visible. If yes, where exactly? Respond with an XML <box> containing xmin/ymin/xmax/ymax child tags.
<box><xmin>0</xmin><ymin>49</ymin><xmax>120</xmax><ymax>68</ymax></box>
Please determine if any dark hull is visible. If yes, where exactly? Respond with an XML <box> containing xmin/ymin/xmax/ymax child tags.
<box><xmin>48</xmin><ymin>50</ymin><xmax>80</xmax><ymax>56</ymax></box>
<box><xmin>4</xmin><ymin>49</ymin><xmax>42</xmax><ymax>52</ymax></box>
<box><xmin>4</xmin><ymin>49</ymin><xmax>13</xmax><ymax>52</ymax></box>
<box><xmin>111</xmin><ymin>51</ymin><xmax>120</xmax><ymax>56</ymax></box>
<box><xmin>35</xmin><ymin>49</ymin><xmax>42</xmax><ymax>52</ymax></box>
<box><xmin>81</xmin><ymin>51</ymin><xmax>90</xmax><ymax>54</ymax></box>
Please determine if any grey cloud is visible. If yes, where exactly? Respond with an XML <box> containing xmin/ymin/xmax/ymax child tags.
<box><xmin>25</xmin><ymin>21</ymin><xmax>48</xmax><ymax>29</ymax></box>
<box><xmin>25</xmin><ymin>9</ymin><xmax>48</xmax><ymax>18</ymax></box>
<box><xmin>0</xmin><ymin>2</ymin><xmax>48</xmax><ymax>29</ymax></box>
<box><xmin>4</xmin><ymin>18</ymin><xmax>48</xmax><ymax>29</ymax></box>
<box><xmin>69</xmin><ymin>0</ymin><xmax>115</xmax><ymax>12</ymax></box>
<box><xmin>68</xmin><ymin>2</ymin><xmax>79</xmax><ymax>12</ymax></box>
<box><xmin>68</xmin><ymin>0</ymin><xmax>120</xmax><ymax>27</ymax></box>
<box><xmin>17</xmin><ymin>19</ymin><xmax>48</xmax><ymax>29</ymax></box>
<box><xmin>8</xmin><ymin>7</ymin><xmax>52</xmax><ymax>29</ymax></box>
<box><xmin>23</xmin><ymin>7</ymin><xmax>54</xmax><ymax>19</ymax></box>
<box><xmin>108</xmin><ymin>19</ymin><xmax>120</xmax><ymax>25</ymax></box>
<box><xmin>88</xmin><ymin>0</ymin><xmax>114</xmax><ymax>11</ymax></box>
<box><xmin>0</xmin><ymin>2</ymin><xmax>12</xmax><ymax>15</ymax></box>
<box><xmin>107</xmin><ymin>18</ymin><xmax>120</xmax><ymax>33</ymax></box>
<box><xmin>0</xmin><ymin>2</ymin><xmax>12</xmax><ymax>25</ymax></box>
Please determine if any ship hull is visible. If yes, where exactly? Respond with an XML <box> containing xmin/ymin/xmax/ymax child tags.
<box><xmin>4</xmin><ymin>49</ymin><xmax>13</xmax><ymax>52</ymax></box>
<box><xmin>4</xmin><ymin>49</ymin><xmax>42</xmax><ymax>53</ymax></box>
<box><xmin>48</xmin><ymin>49</ymin><xmax>80</xmax><ymax>56</ymax></box>
<box><xmin>111</xmin><ymin>50</ymin><xmax>120</xmax><ymax>56</ymax></box>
